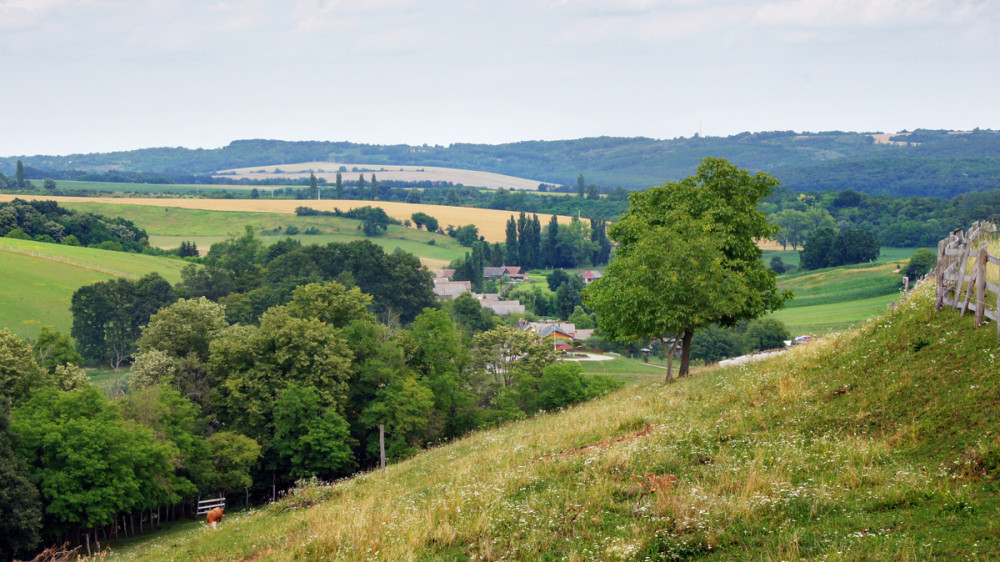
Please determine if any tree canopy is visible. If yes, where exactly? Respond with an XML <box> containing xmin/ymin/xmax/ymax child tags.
<box><xmin>585</xmin><ymin>157</ymin><xmax>791</xmax><ymax>380</ymax></box>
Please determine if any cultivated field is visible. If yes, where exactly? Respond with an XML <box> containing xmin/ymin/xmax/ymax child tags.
<box><xmin>216</xmin><ymin>161</ymin><xmax>550</xmax><ymax>191</ymax></box>
<box><xmin>0</xmin><ymin>194</ymin><xmax>572</xmax><ymax>243</ymax></box>
<box><xmin>0</xmin><ymin>238</ymin><xmax>190</xmax><ymax>339</ymax></box>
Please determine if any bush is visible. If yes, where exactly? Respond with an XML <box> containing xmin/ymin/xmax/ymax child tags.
<box><xmin>536</xmin><ymin>363</ymin><xmax>588</xmax><ymax>410</ymax></box>
<box><xmin>91</xmin><ymin>240</ymin><xmax>124</xmax><ymax>252</ymax></box>
<box><xmin>5</xmin><ymin>228</ymin><xmax>29</xmax><ymax>240</ymax></box>
<box><xmin>904</xmin><ymin>248</ymin><xmax>937</xmax><ymax>281</ymax></box>
<box><xmin>744</xmin><ymin>318</ymin><xmax>790</xmax><ymax>351</ymax></box>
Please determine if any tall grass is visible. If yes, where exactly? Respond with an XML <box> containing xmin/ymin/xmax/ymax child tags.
<box><xmin>112</xmin><ymin>280</ymin><xmax>1000</xmax><ymax>560</ymax></box>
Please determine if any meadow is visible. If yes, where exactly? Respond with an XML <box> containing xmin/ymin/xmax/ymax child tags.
<box><xmin>0</xmin><ymin>238</ymin><xmax>189</xmax><ymax>338</ymax></box>
<box><xmin>763</xmin><ymin>248</ymin><xmax>920</xmax><ymax>335</ymax></box>
<box><xmin>109</xmin><ymin>280</ymin><xmax>1000</xmax><ymax>560</ymax></box>
<box><xmin>0</xmin><ymin>194</ymin><xmax>573</xmax><ymax>243</ymax></box>
<box><xmin>56</xmin><ymin>201</ymin><xmax>469</xmax><ymax>267</ymax></box>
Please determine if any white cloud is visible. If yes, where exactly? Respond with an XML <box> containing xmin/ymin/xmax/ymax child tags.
<box><xmin>291</xmin><ymin>0</ymin><xmax>414</xmax><ymax>32</ymax></box>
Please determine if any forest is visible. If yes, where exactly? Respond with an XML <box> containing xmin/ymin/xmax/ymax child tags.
<box><xmin>3</xmin><ymin>129</ymin><xmax>1000</xmax><ymax>196</ymax></box>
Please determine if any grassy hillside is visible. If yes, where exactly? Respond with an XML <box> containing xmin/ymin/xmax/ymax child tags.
<box><xmin>110</xmin><ymin>280</ymin><xmax>1000</xmax><ymax>560</ymax></box>
<box><xmin>766</xmin><ymin>249</ymin><xmax>918</xmax><ymax>335</ymax></box>
<box><xmin>0</xmin><ymin>194</ymin><xmax>572</xmax><ymax>244</ymax></box>
<box><xmin>0</xmin><ymin>238</ymin><xmax>190</xmax><ymax>339</ymax></box>
<box><xmin>58</xmin><ymin>202</ymin><xmax>469</xmax><ymax>267</ymax></box>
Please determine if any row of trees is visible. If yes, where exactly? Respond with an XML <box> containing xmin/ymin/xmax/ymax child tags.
<box><xmin>503</xmin><ymin>212</ymin><xmax>611</xmax><ymax>270</ymax></box>
<box><xmin>799</xmin><ymin>227</ymin><xmax>880</xmax><ymax>270</ymax></box>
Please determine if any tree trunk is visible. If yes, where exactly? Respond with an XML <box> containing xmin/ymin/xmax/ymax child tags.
<box><xmin>678</xmin><ymin>330</ymin><xmax>694</xmax><ymax>378</ymax></box>
<box><xmin>660</xmin><ymin>336</ymin><xmax>680</xmax><ymax>384</ymax></box>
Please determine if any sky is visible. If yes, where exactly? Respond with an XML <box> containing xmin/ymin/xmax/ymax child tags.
<box><xmin>1</xmin><ymin>0</ymin><xmax>997</xmax><ymax>156</ymax></box>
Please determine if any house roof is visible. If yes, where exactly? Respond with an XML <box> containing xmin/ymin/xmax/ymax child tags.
<box><xmin>538</xmin><ymin>324</ymin><xmax>574</xmax><ymax>338</ymax></box>
<box><xmin>502</xmin><ymin>266</ymin><xmax>526</xmax><ymax>279</ymax></box>
<box><xmin>483</xmin><ymin>267</ymin><xmax>507</xmax><ymax>278</ymax></box>
<box><xmin>581</xmin><ymin>270</ymin><xmax>603</xmax><ymax>280</ymax></box>
<box><xmin>432</xmin><ymin>280</ymin><xmax>471</xmax><ymax>300</ymax></box>
<box><xmin>432</xmin><ymin>268</ymin><xmax>456</xmax><ymax>280</ymax></box>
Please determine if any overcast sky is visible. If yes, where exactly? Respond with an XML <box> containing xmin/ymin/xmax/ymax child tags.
<box><xmin>1</xmin><ymin>0</ymin><xmax>997</xmax><ymax>156</ymax></box>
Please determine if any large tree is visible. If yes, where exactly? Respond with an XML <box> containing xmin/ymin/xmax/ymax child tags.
<box><xmin>584</xmin><ymin>158</ymin><xmax>790</xmax><ymax>381</ymax></box>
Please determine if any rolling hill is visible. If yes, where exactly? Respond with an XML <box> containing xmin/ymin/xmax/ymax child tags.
<box><xmin>108</xmin><ymin>279</ymin><xmax>1000</xmax><ymax>560</ymax></box>
<box><xmin>0</xmin><ymin>194</ymin><xmax>576</xmax><ymax>244</ymax></box>
<box><xmin>215</xmin><ymin>161</ymin><xmax>549</xmax><ymax>191</ymax></box>
<box><xmin>0</xmin><ymin>238</ymin><xmax>190</xmax><ymax>339</ymax></box>
<box><xmin>7</xmin><ymin>129</ymin><xmax>1000</xmax><ymax>196</ymax></box>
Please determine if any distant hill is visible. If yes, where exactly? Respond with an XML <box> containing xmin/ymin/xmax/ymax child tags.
<box><xmin>4</xmin><ymin>129</ymin><xmax>1000</xmax><ymax>197</ymax></box>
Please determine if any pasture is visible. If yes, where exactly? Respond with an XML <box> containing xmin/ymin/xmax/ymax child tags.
<box><xmin>44</xmin><ymin>180</ymin><xmax>235</xmax><ymax>195</ymax></box>
<box><xmin>0</xmin><ymin>194</ymin><xmax>573</xmax><ymax>243</ymax></box>
<box><xmin>216</xmin><ymin>161</ymin><xmax>548</xmax><ymax>191</ymax></box>
<box><xmin>55</xmin><ymin>202</ymin><xmax>468</xmax><ymax>267</ymax></box>
<box><xmin>770</xmin><ymin>261</ymin><xmax>908</xmax><ymax>335</ymax></box>
<box><xmin>0</xmin><ymin>238</ymin><xmax>190</xmax><ymax>338</ymax></box>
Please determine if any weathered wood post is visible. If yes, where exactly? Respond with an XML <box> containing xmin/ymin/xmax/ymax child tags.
<box><xmin>936</xmin><ymin>238</ymin><xmax>947</xmax><ymax>310</ymax></box>
<box><xmin>975</xmin><ymin>246</ymin><xmax>987</xmax><ymax>327</ymax></box>
<box><xmin>379</xmin><ymin>424</ymin><xmax>386</xmax><ymax>471</ymax></box>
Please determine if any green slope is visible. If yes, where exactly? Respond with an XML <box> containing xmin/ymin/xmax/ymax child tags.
<box><xmin>111</xmin><ymin>280</ymin><xmax>1000</xmax><ymax>560</ymax></box>
<box><xmin>768</xmin><ymin>251</ymin><xmax>919</xmax><ymax>335</ymax></box>
<box><xmin>0</xmin><ymin>238</ymin><xmax>190</xmax><ymax>338</ymax></box>
<box><xmin>60</xmin><ymin>202</ymin><xmax>467</xmax><ymax>265</ymax></box>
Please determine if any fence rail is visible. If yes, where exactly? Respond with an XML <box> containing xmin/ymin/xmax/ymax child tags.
<box><xmin>196</xmin><ymin>497</ymin><xmax>226</xmax><ymax>515</ymax></box>
<box><xmin>935</xmin><ymin>221</ymin><xmax>1000</xmax><ymax>339</ymax></box>
<box><xmin>0</xmin><ymin>243</ymin><xmax>139</xmax><ymax>280</ymax></box>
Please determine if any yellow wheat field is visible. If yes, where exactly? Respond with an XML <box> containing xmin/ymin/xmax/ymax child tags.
<box><xmin>0</xmin><ymin>195</ymin><xmax>573</xmax><ymax>243</ymax></box>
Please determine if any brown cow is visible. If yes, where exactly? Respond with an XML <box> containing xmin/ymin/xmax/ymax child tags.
<box><xmin>206</xmin><ymin>507</ymin><xmax>224</xmax><ymax>529</ymax></box>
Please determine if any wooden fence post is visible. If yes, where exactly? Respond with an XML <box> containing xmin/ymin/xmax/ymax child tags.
<box><xmin>936</xmin><ymin>238</ymin><xmax>947</xmax><ymax>310</ymax></box>
<box><xmin>379</xmin><ymin>424</ymin><xmax>386</xmax><ymax>471</ymax></box>
<box><xmin>975</xmin><ymin>247</ymin><xmax>987</xmax><ymax>327</ymax></box>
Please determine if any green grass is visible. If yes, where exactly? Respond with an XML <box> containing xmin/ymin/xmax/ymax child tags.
<box><xmin>61</xmin><ymin>202</ymin><xmax>467</xmax><ymax>265</ymax></box>
<box><xmin>771</xmin><ymin>292</ymin><xmax>901</xmax><ymax>335</ymax></box>
<box><xmin>763</xmin><ymin>246</ymin><xmax>921</xmax><ymax>271</ymax></box>
<box><xmin>570</xmin><ymin>355</ymin><xmax>669</xmax><ymax>384</ymax></box>
<box><xmin>0</xmin><ymin>239</ymin><xmax>190</xmax><ymax>338</ymax></box>
<box><xmin>50</xmin><ymin>180</ymin><xmax>256</xmax><ymax>194</ymax></box>
<box><xmin>87</xmin><ymin>368</ymin><xmax>131</xmax><ymax>396</ymax></box>
<box><xmin>764</xmin><ymin>249</ymin><xmax>925</xmax><ymax>335</ymax></box>
<box><xmin>110</xmin><ymin>280</ymin><xmax>1000</xmax><ymax>560</ymax></box>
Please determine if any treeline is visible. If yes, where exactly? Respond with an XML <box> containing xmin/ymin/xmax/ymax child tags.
<box><xmin>6</xmin><ymin>130</ymin><xmax>1000</xmax><ymax>194</ymax></box>
<box><xmin>0</xmin><ymin>198</ymin><xmax>148</xmax><ymax>252</ymax></box>
<box><xmin>2</xmin><ymin>239</ymin><xmax>623</xmax><ymax>559</ymax></box>
<box><xmin>764</xmin><ymin>186</ymin><xmax>1000</xmax><ymax>248</ymax></box>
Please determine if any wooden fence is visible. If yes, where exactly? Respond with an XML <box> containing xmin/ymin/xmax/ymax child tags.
<box><xmin>935</xmin><ymin>221</ymin><xmax>1000</xmax><ymax>338</ymax></box>
<box><xmin>196</xmin><ymin>496</ymin><xmax>226</xmax><ymax>515</ymax></box>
